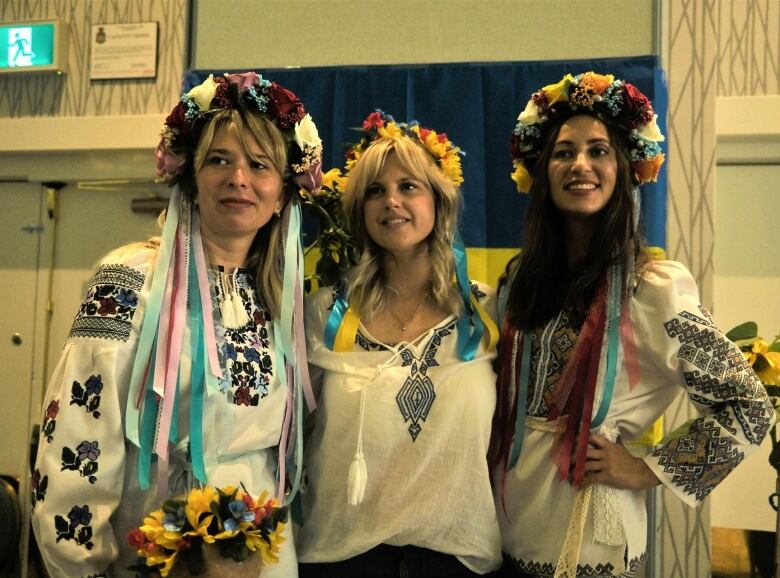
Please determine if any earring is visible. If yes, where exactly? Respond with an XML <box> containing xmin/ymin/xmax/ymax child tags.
<box><xmin>274</xmin><ymin>204</ymin><xmax>282</xmax><ymax>217</ymax></box>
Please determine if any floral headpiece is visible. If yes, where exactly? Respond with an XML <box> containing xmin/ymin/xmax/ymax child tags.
<box><xmin>345</xmin><ymin>109</ymin><xmax>464</xmax><ymax>186</ymax></box>
<box><xmin>155</xmin><ymin>71</ymin><xmax>323</xmax><ymax>193</ymax></box>
<box><xmin>510</xmin><ymin>71</ymin><xmax>665</xmax><ymax>193</ymax></box>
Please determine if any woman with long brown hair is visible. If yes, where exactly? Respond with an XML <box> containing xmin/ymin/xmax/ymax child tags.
<box><xmin>494</xmin><ymin>72</ymin><xmax>774</xmax><ymax>578</ymax></box>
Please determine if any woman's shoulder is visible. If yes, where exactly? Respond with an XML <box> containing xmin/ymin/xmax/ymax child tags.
<box><xmin>637</xmin><ymin>260</ymin><xmax>698</xmax><ymax>296</ymax></box>
<box><xmin>304</xmin><ymin>285</ymin><xmax>340</xmax><ymax>328</ymax></box>
<box><xmin>469</xmin><ymin>280</ymin><xmax>496</xmax><ymax>302</ymax></box>
<box><xmin>633</xmin><ymin>260</ymin><xmax>701</xmax><ymax>320</ymax></box>
<box><xmin>97</xmin><ymin>240</ymin><xmax>159</xmax><ymax>272</ymax></box>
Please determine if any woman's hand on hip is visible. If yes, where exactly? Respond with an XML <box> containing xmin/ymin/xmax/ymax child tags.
<box><xmin>583</xmin><ymin>432</ymin><xmax>661</xmax><ymax>490</ymax></box>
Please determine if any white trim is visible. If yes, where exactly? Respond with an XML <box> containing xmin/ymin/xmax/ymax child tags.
<box><xmin>0</xmin><ymin>114</ymin><xmax>165</xmax><ymax>152</ymax></box>
<box><xmin>716</xmin><ymin>95</ymin><xmax>780</xmax><ymax>139</ymax></box>
<box><xmin>716</xmin><ymin>95</ymin><xmax>780</xmax><ymax>164</ymax></box>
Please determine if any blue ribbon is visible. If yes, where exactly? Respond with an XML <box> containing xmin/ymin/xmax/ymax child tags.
<box><xmin>137</xmin><ymin>344</ymin><xmax>159</xmax><ymax>491</ymax></box>
<box><xmin>188</xmin><ymin>236</ymin><xmax>208</xmax><ymax>484</ymax></box>
<box><xmin>323</xmin><ymin>292</ymin><xmax>350</xmax><ymax>350</ymax></box>
<box><xmin>453</xmin><ymin>232</ymin><xmax>484</xmax><ymax>361</ymax></box>
<box><xmin>508</xmin><ymin>333</ymin><xmax>533</xmax><ymax>469</ymax></box>
<box><xmin>591</xmin><ymin>265</ymin><xmax>622</xmax><ymax>428</ymax></box>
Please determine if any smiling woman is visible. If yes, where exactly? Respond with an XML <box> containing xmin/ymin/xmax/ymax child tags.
<box><xmin>298</xmin><ymin>111</ymin><xmax>501</xmax><ymax>578</ymax></box>
<box><xmin>495</xmin><ymin>71</ymin><xmax>774</xmax><ymax>578</ymax></box>
<box><xmin>29</xmin><ymin>72</ymin><xmax>322</xmax><ymax>578</ymax></box>
<box><xmin>194</xmin><ymin>118</ymin><xmax>284</xmax><ymax>260</ymax></box>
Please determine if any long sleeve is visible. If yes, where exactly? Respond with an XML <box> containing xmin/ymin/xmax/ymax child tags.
<box><xmin>31</xmin><ymin>247</ymin><xmax>152</xmax><ymax>578</ymax></box>
<box><xmin>635</xmin><ymin>260</ymin><xmax>775</xmax><ymax>506</ymax></box>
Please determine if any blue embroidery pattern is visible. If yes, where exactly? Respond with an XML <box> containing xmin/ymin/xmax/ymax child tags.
<box><xmin>69</xmin><ymin>264</ymin><xmax>144</xmax><ymax>342</ymax></box>
<box><xmin>395</xmin><ymin>321</ymin><xmax>455</xmax><ymax>441</ymax></box>
<box><xmin>31</xmin><ymin>468</ymin><xmax>47</xmax><ymax>511</ymax></box>
<box><xmin>70</xmin><ymin>375</ymin><xmax>103</xmax><ymax>419</ymax></box>
<box><xmin>212</xmin><ymin>271</ymin><xmax>274</xmax><ymax>407</ymax></box>
<box><xmin>60</xmin><ymin>441</ymin><xmax>100</xmax><ymax>484</ymax></box>
<box><xmin>54</xmin><ymin>504</ymin><xmax>95</xmax><ymax>550</ymax></box>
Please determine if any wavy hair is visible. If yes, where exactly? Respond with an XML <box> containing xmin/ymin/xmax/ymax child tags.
<box><xmin>341</xmin><ymin>137</ymin><xmax>462</xmax><ymax>319</ymax></box>
<box><xmin>504</xmin><ymin>112</ymin><xmax>648</xmax><ymax>330</ymax></box>
<box><xmin>177</xmin><ymin>108</ymin><xmax>291</xmax><ymax>319</ymax></box>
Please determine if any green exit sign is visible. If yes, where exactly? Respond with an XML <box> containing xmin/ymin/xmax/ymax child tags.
<box><xmin>0</xmin><ymin>20</ymin><xmax>67</xmax><ymax>74</ymax></box>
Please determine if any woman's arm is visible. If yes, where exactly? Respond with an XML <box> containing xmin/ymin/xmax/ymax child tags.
<box><xmin>632</xmin><ymin>261</ymin><xmax>774</xmax><ymax>506</ymax></box>
<box><xmin>31</xmin><ymin>251</ymin><xmax>151</xmax><ymax>577</ymax></box>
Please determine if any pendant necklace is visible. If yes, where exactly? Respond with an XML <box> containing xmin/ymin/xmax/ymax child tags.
<box><xmin>389</xmin><ymin>298</ymin><xmax>426</xmax><ymax>332</ymax></box>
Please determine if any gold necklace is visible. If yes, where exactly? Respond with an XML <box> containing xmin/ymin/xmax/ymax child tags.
<box><xmin>388</xmin><ymin>298</ymin><xmax>426</xmax><ymax>332</ymax></box>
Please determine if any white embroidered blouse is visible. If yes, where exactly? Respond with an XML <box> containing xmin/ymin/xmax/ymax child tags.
<box><xmin>297</xmin><ymin>283</ymin><xmax>502</xmax><ymax>574</ymax></box>
<box><xmin>499</xmin><ymin>260</ymin><xmax>775</xmax><ymax>577</ymax></box>
<box><xmin>31</xmin><ymin>244</ymin><xmax>298</xmax><ymax>578</ymax></box>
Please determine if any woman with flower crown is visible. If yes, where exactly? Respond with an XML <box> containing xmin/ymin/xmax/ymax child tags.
<box><xmin>297</xmin><ymin>111</ymin><xmax>502</xmax><ymax>577</ymax></box>
<box><xmin>493</xmin><ymin>71</ymin><xmax>775</xmax><ymax>578</ymax></box>
<box><xmin>30</xmin><ymin>72</ymin><xmax>321</xmax><ymax>577</ymax></box>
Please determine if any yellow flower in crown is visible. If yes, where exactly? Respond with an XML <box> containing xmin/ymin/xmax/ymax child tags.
<box><xmin>541</xmin><ymin>73</ymin><xmax>575</xmax><ymax>106</ymax></box>
<box><xmin>321</xmin><ymin>167</ymin><xmax>348</xmax><ymax>192</ymax></box>
<box><xmin>378</xmin><ymin>122</ymin><xmax>405</xmax><ymax>140</ymax></box>
<box><xmin>344</xmin><ymin>110</ymin><xmax>465</xmax><ymax>187</ymax></box>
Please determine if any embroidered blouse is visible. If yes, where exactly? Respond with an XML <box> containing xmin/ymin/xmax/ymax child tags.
<box><xmin>31</xmin><ymin>244</ymin><xmax>298</xmax><ymax>578</ymax></box>
<box><xmin>499</xmin><ymin>260</ymin><xmax>775</xmax><ymax>577</ymax></box>
<box><xmin>297</xmin><ymin>283</ymin><xmax>502</xmax><ymax>574</ymax></box>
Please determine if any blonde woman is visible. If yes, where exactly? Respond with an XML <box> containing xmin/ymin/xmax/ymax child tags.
<box><xmin>31</xmin><ymin>72</ymin><xmax>320</xmax><ymax>578</ymax></box>
<box><xmin>298</xmin><ymin>111</ymin><xmax>501</xmax><ymax>578</ymax></box>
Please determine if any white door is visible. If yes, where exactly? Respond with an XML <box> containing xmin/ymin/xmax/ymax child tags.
<box><xmin>0</xmin><ymin>182</ymin><xmax>47</xmax><ymax>577</ymax></box>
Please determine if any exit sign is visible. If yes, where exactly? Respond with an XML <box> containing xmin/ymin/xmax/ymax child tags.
<box><xmin>0</xmin><ymin>20</ymin><xmax>67</xmax><ymax>74</ymax></box>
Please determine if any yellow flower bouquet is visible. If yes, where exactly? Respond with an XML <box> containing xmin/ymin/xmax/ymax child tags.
<box><xmin>127</xmin><ymin>485</ymin><xmax>288</xmax><ymax>577</ymax></box>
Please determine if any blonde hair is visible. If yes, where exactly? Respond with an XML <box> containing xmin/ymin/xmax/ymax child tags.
<box><xmin>342</xmin><ymin>137</ymin><xmax>462</xmax><ymax>319</ymax></box>
<box><xmin>183</xmin><ymin>108</ymin><xmax>290</xmax><ymax>319</ymax></box>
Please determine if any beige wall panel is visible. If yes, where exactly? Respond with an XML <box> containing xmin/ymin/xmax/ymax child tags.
<box><xmin>194</xmin><ymin>0</ymin><xmax>655</xmax><ymax>69</ymax></box>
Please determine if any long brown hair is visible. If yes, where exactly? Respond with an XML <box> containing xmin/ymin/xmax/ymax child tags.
<box><xmin>504</xmin><ymin>112</ymin><xmax>646</xmax><ymax>330</ymax></box>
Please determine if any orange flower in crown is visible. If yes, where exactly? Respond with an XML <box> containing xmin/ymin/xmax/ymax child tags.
<box><xmin>510</xmin><ymin>71</ymin><xmax>665</xmax><ymax>193</ymax></box>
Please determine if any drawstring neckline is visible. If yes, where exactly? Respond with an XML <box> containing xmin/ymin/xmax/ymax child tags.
<box><xmin>347</xmin><ymin>348</ymin><xmax>404</xmax><ymax>506</ymax></box>
<box><xmin>216</xmin><ymin>269</ymin><xmax>251</xmax><ymax>329</ymax></box>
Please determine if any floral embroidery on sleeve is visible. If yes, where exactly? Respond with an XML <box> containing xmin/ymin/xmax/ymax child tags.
<box><xmin>70</xmin><ymin>375</ymin><xmax>103</xmax><ymax>418</ymax></box>
<box><xmin>68</xmin><ymin>264</ymin><xmax>144</xmax><ymax>342</ymax></box>
<box><xmin>54</xmin><ymin>505</ymin><xmax>95</xmax><ymax>550</ymax></box>
<box><xmin>42</xmin><ymin>399</ymin><xmax>59</xmax><ymax>442</ymax></box>
<box><xmin>31</xmin><ymin>468</ymin><xmax>48</xmax><ymax>511</ymax></box>
<box><xmin>60</xmin><ymin>441</ymin><xmax>101</xmax><ymax>484</ymax></box>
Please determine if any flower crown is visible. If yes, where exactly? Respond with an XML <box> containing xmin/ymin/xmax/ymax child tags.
<box><xmin>155</xmin><ymin>72</ymin><xmax>323</xmax><ymax>193</ymax></box>
<box><xmin>344</xmin><ymin>109</ymin><xmax>464</xmax><ymax>186</ymax></box>
<box><xmin>510</xmin><ymin>71</ymin><xmax>665</xmax><ymax>193</ymax></box>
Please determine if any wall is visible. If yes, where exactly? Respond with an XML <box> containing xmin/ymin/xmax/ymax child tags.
<box><xmin>193</xmin><ymin>0</ymin><xmax>655</xmax><ymax>68</ymax></box>
<box><xmin>659</xmin><ymin>0</ymin><xmax>780</xmax><ymax>576</ymax></box>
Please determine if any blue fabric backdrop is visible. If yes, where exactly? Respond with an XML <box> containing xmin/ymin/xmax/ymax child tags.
<box><xmin>186</xmin><ymin>55</ymin><xmax>667</xmax><ymax>250</ymax></box>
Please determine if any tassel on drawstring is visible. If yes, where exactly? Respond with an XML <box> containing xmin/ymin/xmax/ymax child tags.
<box><xmin>218</xmin><ymin>271</ymin><xmax>250</xmax><ymax>330</ymax></box>
<box><xmin>347</xmin><ymin>451</ymin><xmax>367</xmax><ymax>506</ymax></box>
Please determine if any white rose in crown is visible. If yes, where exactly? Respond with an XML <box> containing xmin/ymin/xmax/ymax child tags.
<box><xmin>638</xmin><ymin>114</ymin><xmax>665</xmax><ymax>142</ymax></box>
<box><xmin>294</xmin><ymin>114</ymin><xmax>322</xmax><ymax>150</ymax></box>
<box><xmin>188</xmin><ymin>75</ymin><xmax>219</xmax><ymax>111</ymax></box>
<box><xmin>518</xmin><ymin>100</ymin><xmax>542</xmax><ymax>125</ymax></box>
